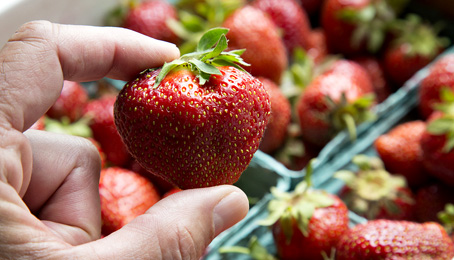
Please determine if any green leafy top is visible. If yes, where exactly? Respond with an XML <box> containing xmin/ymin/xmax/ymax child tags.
<box><xmin>389</xmin><ymin>14</ymin><xmax>449</xmax><ymax>58</ymax></box>
<box><xmin>154</xmin><ymin>27</ymin><xmax>249</xmax><ymax>87</ymax></box>
<box><xmin>219</xmin><ymin>236</ymin><xmax>277</xmax><ymax>260</ymax></box>
<box><xmin>334</xmin><ymin>155</ymin><xmax>413</xmax><ymax>220</ymax></box>
<box><xmin>337</xmin><ymin>0</ymin><xmax>409</xmax><ymax>53</ymax></box>
<box><xmin>258</xmin><ymin>160</ymin><xmax>335</xmax><ymax>242</ymax></box>
<box><xmin>427</xmin><ymin>87</ymin><xmax>454</xmax><ymax>152</ymax></box>
<box><xmin>438</xmin><ymin>203</ymin><xmax>454</xmax><ymax>235</ymax></box>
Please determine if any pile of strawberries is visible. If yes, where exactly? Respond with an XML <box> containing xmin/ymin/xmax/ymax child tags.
<box><xmin>29</xmin><ymin>0</ymin><xmax>454</xmax><ymax>258</ymax></box>
<box><xmin>109</xmin><ymin>0</ymin><xmax>452</xmax><ymax>171</ymax></box>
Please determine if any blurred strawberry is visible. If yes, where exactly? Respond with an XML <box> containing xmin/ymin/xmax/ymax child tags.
<box><xmin>99</xmin><ymin>167</ymin><xmax>160</xmax><ymax>235</ymax></box>
<box><xmin>296</xmin><ymin>59</ymin><xmax>375</xmax><ymax>148</ymax></box>
<box><xmin>252</xmin><ymin>0</ymin><xmax>311</xmax><ymax>56</ymax></box>
<box><xmin>46</xmin><ymin>80</ymin><xmax>88</xmax><ymax>122</ymax></box>
<box><xmin>383</xmin><ymin>14</ymin><xmax>448</xmax><ymax>87</ymax></box>
<box><xmin>374</xmin><ymin>120</ymin><xmax>431</xmax><ymax>188</ymax></box>
<box><xmin>335</xmin><ymin>155</ymin><xmax>415</xmax><ymax>220</ymax></box>
<box><xmin>223</xmin><ymin>5</ymin><xmax>288</xmax><ymax>83</ymax></box>
<box><xmin>258</xmin><ymin>77</ymin><xmax>292</xmax><ymax>154</ymax></box>
<box><xmin>260</xmin><ymin>162</ymin><xmax>349</xmax><ymax>260</ymax></box>
<box><xmin>415</xmin><ymin>182</ymin><xmax>454</xmax><ymax>223</ymax></box>
<box><xmin>88</xmin><ymin>137</ymin><xmax>107</xmax><ymax>169</ymax></box>
<box><xmin>418</xmin><ymin>54</ymin><xmax>454</xmax><ymax>119</ymax></box>
<box><xmin>336</xmin><ymin>219</ymin><xmax>454</xmax><ymax>260</ymax></box>
<box><xmin>351</xmin><ymin>56</ymin><xmax>392</xmax><ymax>103</ymax></box>
<box><xmin>122</xmin><ymin>0</ymin><xmax>180</xmax><ymax>45</ymax></box>
<box><xmin>83</xmin><ymin>95</ymin><xmax>131</xmax><ymax>167</ymax></box>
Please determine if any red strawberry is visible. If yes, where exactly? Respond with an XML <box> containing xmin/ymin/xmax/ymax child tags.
<box><xmin>335</xmin><ymin>155</ymin><xmax>415</xmax><ymax>220</ymax></box>
<box><xmin>251</xmin><ymin>0</ymin><xmax>311</xmax><ymax>56</ymax></box>
<box><xmin>415</xmin><ymin>182</ymin><xmax>454</xmax><ymax>223</ymax></box>
<box><xmin>296</xmin><ymin>59</ymin><xmax>375</xmax><ymax>148</ymax></box>
<box><xmin>99</xmin><ymin>167</ymin><xmax>160</xmax><ymax>235</ymax></box>
<box><xmin>418</xmin><ymin>54</ymin><xmax>454</xmax><ymax>119</ymax></box>
<box><xmin>383</xmin><ymin>14</ymin><xmax>448</xmax><ymax>87</ymax></box>
<box><xmin>374</xmin><ymin>120</ymin><xmax>431</xmax><ymax>188</ymax></box>
<box><xmin>257</xmin><ymin>77</ymin><xmax>291</xmax><ymax>154</ymax></box>
<box><xmin>421</xmin><ymin>111</ymin><xmax>454</xmax><ymax>186</ymax></box>
<box><xmin>123</xmin><ymin>0</ymin><xmax>180</xmax><ymax>45</ymax></box>
<box><xmin>351</xmin><ymin>56</ymin><xmax>392</xmax><ymax>103</ymax></box>
<box><xmin>222</xmin><ymin>5</ymin><xmax>288</xmax><ymax>83</ymax></box>
<box><xmin>336</xmin><ymin>219</ymin><xmax>454</xmax><ymax>260</ymax></box>
<box><xmin>114</xmin><ymin>28</ymin><xmax>271</xmax><ymax>189</ymax></box>
<box><xmin>84</xmin><ymin>95</ymin><xmax>131</xmax><ymax>167</ymax></box>
<box><xmin>46</xmin><ymin>80</ymin><xmax>88</xmax><ymax>122</ymax></box>
<box><xmin>320</xmin><ymin>0</ymin><xmax>404</xmax><ymax>56</ymax></box>
<box><xmin>259</xmin><ymin>162</ymin><xmax>349</xmax><ymax>260</ymax></box>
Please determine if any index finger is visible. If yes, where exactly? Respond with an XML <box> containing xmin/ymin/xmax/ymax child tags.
<box><xmin>0</xmin><ymin>20</ymin><xmax>180</xmax><ymax>131</ymax></box>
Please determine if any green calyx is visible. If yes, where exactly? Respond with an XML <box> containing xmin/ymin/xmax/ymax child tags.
<box><xmin>389</xmin><ymin>14</ymin><xmax>450</xmax><ymax>58</ymax></box>
<box><xmin>154</xmin><ymin>27</ymin><xmax>249</xmax><ymax>87</ymax></box>
<box><xmin>427</xmin><ymin>87</ymin><xmax>454</xmax><ymax>152</ymax></box>
<box><xmin>259</xmin><ymin>160</ymin><xmax>334</xmax><ymax>242</ymax></box>
<box><xmin>338</xmin><ymin>0</ymin><xmax>409</xmax><ymax>53</ymax></box>
<box><xmin>438</xmin><ymin>203</ymin><xmax>454</xmax><ymax>235</ymax></box>
<box><xmin>218</xmin><ymin>236</ymin><xmax>277</xmax><ymax>260</ymax></box>
<box><xmin>169</xmin><ymin>0</ymin><xmax>243</xmax><ymax>54</ymax></box>
<box><xmin>334</xmin><ymin>155</ymin><xmax>413</xmax><ymax>219</ymax></box>
<box><xmin>327</xmin><ymin>93</ymin><xmax>376</xmax><ymax>141</ymax></box>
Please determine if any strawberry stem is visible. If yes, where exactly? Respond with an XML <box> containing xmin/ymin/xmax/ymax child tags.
<box><xmin>154</xmin><ymin>27</ymin><xmax>249</xmax><ymax>87</ymax></box>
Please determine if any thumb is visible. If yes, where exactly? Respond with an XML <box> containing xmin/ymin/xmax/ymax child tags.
<box><xmin>73</xmin><ymin>185</ymin><xmax>248</xmax><ymax>259</ymax></box>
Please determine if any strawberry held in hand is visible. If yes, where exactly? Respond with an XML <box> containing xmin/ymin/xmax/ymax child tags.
<box><xmin>114</xmin><ymin>28</ymin><xmax>271</xmax><ymax>189</ymax></box>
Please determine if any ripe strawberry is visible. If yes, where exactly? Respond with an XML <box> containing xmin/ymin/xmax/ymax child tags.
<box><xmin>336</xmin><ymin>219</ymin><xmax>454</xmax><ymax>259</ymax></box>
<box><xmin>296</xmin><ymin>59</ymin><xmax>375</xmax><ymax>148</ymax></box>
<box><xmin>83</xmin><ymin>95</ymin><xmax>132</xmax><ymax>167</ymax></box>
<box><xmin>415</xmin><ymin>182</ymin><xmax>454</xmax><ymax>223</ymax></box>
<box><xmin>320</xmin><ymin>0</ymin><xmax>404</xmax><ymax>56</ymax></box>
<box><xmin>99</xmin><ymin>167</ymin><xmax>160</xmax><ymax>235</ymax></box>
<box><xmin>46</xmin><ymin>80</ymin><xmax>88</xmax><ymax>122</ymax></box>
<box><xmin>259</xmin><ymin>163</ymin><xmax>349</xmax><ymax>260</ymax></box>
<box><xmin>383</xmin><ymin>14</ymin><xmax>448</xmax><ymax>87</ymax></box>
<box><xmin>335</xmin><ymin>155</ymin><xmax>415</xmax><ymax>220</ymax></box>
<box><xmin>351</xmin><ymin>56</ymin><xmax>392</xmax><ymax>103</ymax></box>
<box><xmin>123</xmin><ymin>0</ymin><xmax>180</xmax><ymax>45</ymax></box>
<box><xmin>418</xmin><ymin>54</ymin><xmax>454</xmax><ymax>119</ymax></box>
<box><xmin>257</xmin><ymin>77</ymin><xmax>291</xmax><ymax>154</ymax></box>
<box><xmin>421</xmin><ymin>112</ymin><xmax>454</xmax><ymax>186</ymax></box>
<box><xmin>251</xmin><ymin>0</ymin><xmax>311</xmax><ymax>56</ymax></box>
<box><xmin>374</xmin><ymin>120</ymin><xmax>431</xmax><ymax>188</ymax></box>
<box><xmin>114</xmin><ymin>28</ymin><xmax>271</xmax><ymax>189</ymax></box>
<box><xmin>222</xmin><ymin>5</ymin><xmax>288</xmax><ymax>83</ymax></box>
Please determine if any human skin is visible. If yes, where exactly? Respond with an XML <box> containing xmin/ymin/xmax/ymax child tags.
<box><xmin>0</xmin><ymin>20</ymin><xmax>248</xmax><ymax>259</ymax></box>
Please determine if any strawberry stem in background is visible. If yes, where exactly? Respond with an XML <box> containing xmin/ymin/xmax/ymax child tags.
<box><xmin>427</xmin><ymin>87</ymin><xmax>454</xmax><ymax>152</ymax></box>
<box><xmin>154</xmin><ymin>27</ymin><xmax>249</xmax><ymax>87</ymax></box>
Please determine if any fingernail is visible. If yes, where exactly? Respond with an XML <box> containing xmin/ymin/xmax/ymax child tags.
<box><xmin>212</xmin><ymin>191</ymin><xmax>248</xmax><ymax>236</ymax></box>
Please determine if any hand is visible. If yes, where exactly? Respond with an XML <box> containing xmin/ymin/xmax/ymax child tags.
<box><xmin>0</xmin><ymin>20</ymin><xmax>249</xmax><ymax>259</ymax></box>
